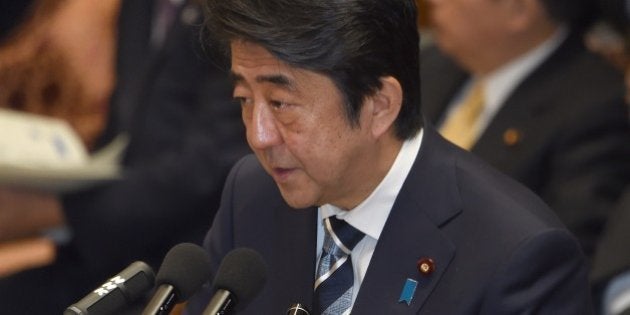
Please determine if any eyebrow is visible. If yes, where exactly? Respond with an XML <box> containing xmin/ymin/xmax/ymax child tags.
<box><xmin>229</xmin><ymin>72</ymin><xmax>296</xmax><ymax>91</ymax></box>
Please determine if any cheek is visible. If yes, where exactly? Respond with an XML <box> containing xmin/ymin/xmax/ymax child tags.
<box><xmin>284</xmin><ymin>126</ymin><xmax>339</xmax><ymax>174</ymax></box>
<box><xmin>297</xmin><ymin>127</ymin><xmax>354</xmax><ymax>177</ymax></box>
<box><xmin>295</xmin><ymin>117</ymin><xmax>346</xmax><ymax>152</ymax></box>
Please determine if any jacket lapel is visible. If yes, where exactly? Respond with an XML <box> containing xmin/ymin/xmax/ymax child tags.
<box><xmin>270</xmin><ymin>204</ymin><xmax>318</xmax><ymax>312</ymax></box>
<box><xmin>352</xmin><ymin>126</ymin><xmax>462</xmax><ymax>314</ymax></box>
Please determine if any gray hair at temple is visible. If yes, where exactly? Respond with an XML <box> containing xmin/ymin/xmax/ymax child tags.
<box><xmin>202</xmin><ymin>0</ymin><xmax>423</xmax><ymax>140</ymax></box>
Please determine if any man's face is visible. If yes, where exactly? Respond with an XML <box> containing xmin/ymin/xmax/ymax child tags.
<box><xmin>428</xmin><ymin>0</ymin><xmax>513</xmax><ymax>72</ymax></box>
<box><xmin>230</xmin><ymin>41</ymin><xmax>377</xmax><ymax>209</ymax></box>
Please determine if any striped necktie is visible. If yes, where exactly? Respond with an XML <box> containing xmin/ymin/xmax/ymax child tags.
<box><xmin>314</xmin><ymin>216</ymin><xmax>365</xmax><ymax>314</ymax></box>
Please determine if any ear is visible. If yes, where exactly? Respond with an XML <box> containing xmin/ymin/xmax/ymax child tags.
<box><xmin>365</xmin><ymin>76</ymin><xmax>403</xmax><ymax>139</ymax></box>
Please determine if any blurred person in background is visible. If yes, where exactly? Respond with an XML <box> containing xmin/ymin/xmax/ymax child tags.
<box><xmin>421</xmin><ymin>0</ymin><xmax>630</xmax><ymax>262</ymax></box>
<box><xmin>0</xmin><ymin>1</ymin><xmax>117</xmax><ymax>252</ymax></box>
<box><xmin>589</xmin><ymin>1</ymin><xmax>630</xmax><ymax>314</ymax></box>
<box><xmin>0</xmin><ymin>0</ymin><xmax>116</xmax><ymax>148</ymax></box>
<box><xmin>593</xmin><ymin>188</ymin><xmax>630</xmax><ymax>315</ymax></box>
<box><xmin>0</xmin><ymin>0</ymin><xmax>248</xmax><ymax>314</ymax></box>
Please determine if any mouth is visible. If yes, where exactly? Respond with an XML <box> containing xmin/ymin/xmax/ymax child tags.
<box><xmin>271</xmin><ymin>167</ymin><xmax>296</xmax><ymax>182</ymax></box>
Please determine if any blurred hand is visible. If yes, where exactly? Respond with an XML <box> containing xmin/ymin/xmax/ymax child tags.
<box><xmin>0</xmin><ymin>187</ymin><xmax>64</xmax><ymax>242</ymax></box>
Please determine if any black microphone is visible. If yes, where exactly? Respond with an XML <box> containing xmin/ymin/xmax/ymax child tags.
<box><xmin>286</xmin><ymin>303</ymin><xmax>311</xmax><ymax>315</ymax></box>
<box><xmin>142</xmin><ymin>243</ymin><xmax>212</xmax><ymax>315</ymax></box>
<box><xmin>202</xmin><ymin>248</ymin><xmax>267</xmax><ymax>315</ymax></box>
<box><xmin>64</xmin><ymin>261</ymin><xmax>155</xmax><ymax>315</ymax></box>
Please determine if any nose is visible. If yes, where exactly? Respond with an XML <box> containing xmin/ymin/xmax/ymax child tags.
<box><xmin>246</xmin><ymin>101</ymin><xmax>282</xmax><ymax>150</ymax></box>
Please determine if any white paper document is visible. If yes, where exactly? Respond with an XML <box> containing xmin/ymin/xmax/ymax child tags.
<box><xmin>0</xmin><ymin>108</ymin><xmax>126</xmax><ymax>192</ymax></box>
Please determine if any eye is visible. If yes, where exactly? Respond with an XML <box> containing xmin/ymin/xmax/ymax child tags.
<box><xmin>233</xmin><ymin>96</ymin><xmax>252</xmax><ymax>107</ymax></box>
<box><xmin>269</xmin><ymin>100</ymin><xmax>289</xmax><ymax>110</ymax></box>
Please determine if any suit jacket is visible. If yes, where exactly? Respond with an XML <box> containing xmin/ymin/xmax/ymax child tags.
<box><xmin>421</xmin><ymin>32</ymin><xmax>630</xmax><ymax>258</ymax></box>
<box><xmin>597</xmin><ymin>0</ymin><xmax>629</xmax><ymax>32</ymax></box>
<box><xmin>0</xmin><ymin>0</ymin><xmax>249</xmax><ymax>314</ymax></box>
<box><xmin>592</xmin><ymin>188</ymin><xmax>630</xmax><ymax>305</ymax></box>
<box><xmin>186</xmin><ymin>125</ymin><xmax>592</xmax><ymax>314</ymax></box>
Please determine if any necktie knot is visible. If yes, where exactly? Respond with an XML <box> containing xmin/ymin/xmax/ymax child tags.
<box><xmin>325</xmin><ymin>216</ymin><xmax>364</xmax><ymax>255</ymax></box>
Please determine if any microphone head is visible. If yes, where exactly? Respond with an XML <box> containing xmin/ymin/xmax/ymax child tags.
<box><xmin>213</xmin><ymin>247</ymin><xmax>267</xmax><ymax>310</ymax></box>
<box><xmin>64</xmin><ymin>261</ymin><xmax>155</xmax><ymax>315</ymax></box>
<box><xmin>156</xmin><ymin>243</ymin><xmax>212</xmax><ymax>302</ymax></box>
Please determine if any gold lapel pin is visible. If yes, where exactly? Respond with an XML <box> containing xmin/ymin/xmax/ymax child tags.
<box><xmin>417</xmin><ymin>258</ymin><xmax>435</xmax><ymax>276</ymax></box>
<box><xmin>503</xmin><ymin>128</ymin><xmax>522</xmax><ymax>147</ymax></box>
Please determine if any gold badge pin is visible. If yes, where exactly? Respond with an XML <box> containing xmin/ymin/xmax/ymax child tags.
<box><xmin>417</xmin><ymin>258</ymin><xmax>435</xmax><ymax>276</ymax></box>
<box><xmin>503</xmin><ymin>128</ymin><xmax>521</xmax><ymax>146</ymax></box>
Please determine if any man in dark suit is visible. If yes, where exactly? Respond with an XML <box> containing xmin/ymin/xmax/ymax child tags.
<box><xmin>185</xmin><ymin>0</ymin><xmax>592</xmax><ymax>313</ymax></box>
<box><xmin>589</xmin><ymin>2</ymin><xmax>630</xmax><ymax>314</ymax></box>
<box><xmin>593</xmin><ymin>189</ymin><xmax>630</xmax><ymax>315</ymax></box>
<box><xmin>421</xmin><ymin>0</ymin><xmax>630</xmax><ymax>258</ymax></box>
<box><xmin>0</xmin><ymin>0</ymin><xmax>248</xmax><ymax>313</ymax></box>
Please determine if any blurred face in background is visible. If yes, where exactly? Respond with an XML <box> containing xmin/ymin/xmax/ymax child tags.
<box><xmin>427</xmin><ymin>0</ymin><xmax>535</xmax><ymax>74</ymax></box>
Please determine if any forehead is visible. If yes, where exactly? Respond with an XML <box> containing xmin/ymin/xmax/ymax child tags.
<box><xmin>231</xmin><ymin>40</ymin><xmax>283</xmax><ymax>69</ymax></box>
<box><xmin>229</xmin><ymin>41</ymin><xmax>298</xmax><ymax>88</ymax></box>
<box><xmin>229</xmin><ymin>40</ymin><xmax>339</xmax><ymax>94</ymax></box>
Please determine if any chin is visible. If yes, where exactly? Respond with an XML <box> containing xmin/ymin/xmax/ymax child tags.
<box><xmin>279</xmin><ymin>189</ymin><xmax>317</xmax><ymax>209</ymax></box>
<box><xmin>283</xmin><ymin>198</ymin><xmax>316</xmax><ymax>210</ymax></box>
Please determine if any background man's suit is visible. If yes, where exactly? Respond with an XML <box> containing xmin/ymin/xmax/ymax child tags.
<box><xmin>0</xmin><ymin>0</ymin><xmax>248</xmax><ymax>313</ymax></box>
<box><xmin>186</xmin><ymin>125</ymin><xmax>591</xmax><ymax>314</ymax></box>
<box><xmin>592</xmin><ymin>188</ymin><xmax>630</xmax><ymax>310</ymax></box>
<box><xmin>421</xmin><ymin>32</ymin><xmax>630</xmax><ymax>258</ymax></box>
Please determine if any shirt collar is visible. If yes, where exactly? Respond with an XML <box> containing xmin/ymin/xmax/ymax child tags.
<box><xmin>320</xmin><ymin>128</ymin><xmax>424</xmax><ymax>240</ymax></box>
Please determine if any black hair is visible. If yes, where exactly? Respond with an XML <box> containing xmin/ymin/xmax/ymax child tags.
<box><xmin>203</xmin><ymin>0</ymin><xmax>423</xmax><ymax>140</ymax></box>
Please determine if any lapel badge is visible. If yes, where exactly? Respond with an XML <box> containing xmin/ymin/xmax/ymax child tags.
<box><xmin>398</xmin><ymin>278</ymin><xmax>419</xmax><ymax>306</ymax></box>
<box><xmin>503</xmin><ymin>128</ymin><xmax>522</xmax><ymax>147</ymax></box>
<box><xmin>417</xmin><ymin>258</ymin><xmax>435</xmax><ymax>276</ymax></box>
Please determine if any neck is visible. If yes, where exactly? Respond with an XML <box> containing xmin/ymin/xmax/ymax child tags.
<box><xmin>335</xmin><ymin>135</ymin><xmax>404</xmax><ymax>210</ymax></box>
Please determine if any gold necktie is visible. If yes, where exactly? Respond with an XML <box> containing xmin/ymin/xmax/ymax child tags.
<box><xmin>440</xmin><ymin>81</ymin><xmax>485</xmax><ymax>150</ymax></box>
